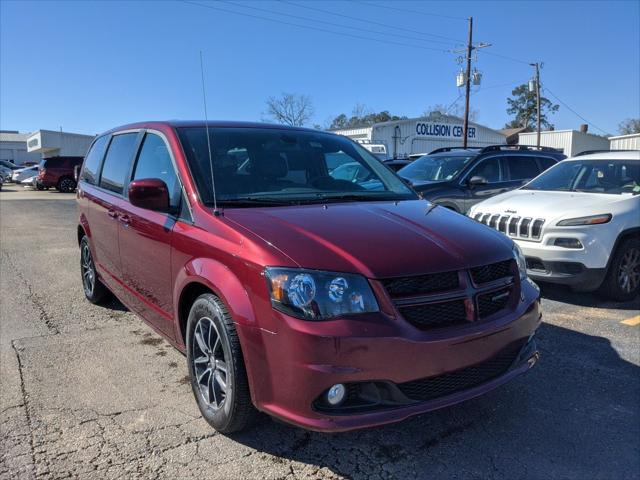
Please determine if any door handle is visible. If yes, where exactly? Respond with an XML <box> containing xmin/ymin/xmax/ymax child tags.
<box><xmin>119</xmin><ymin>214</ymin><xmax>131</xmax><ymax>227</ymax></box>
<box><xmin>107</xmin><ymin>209</ymin><xmax>118</xmax><ymax>219</ymax></box>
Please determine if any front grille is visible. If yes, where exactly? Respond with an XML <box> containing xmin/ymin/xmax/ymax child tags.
<box><xmin>398</xmin><ymin>300</ymin><xmax>467</xmax><ymax>330</ymax></box>
<box><xmin>397</xmin><ymin>344</ymin><xmax>522</xmax><ymax>402</ymax></box>
<box><xmin>381</xmin><ymin>271</ymin><xmax>459</xmax><ymax>296</ymax></box>
<box><xmin>477</xmin><ymin>287</ymin><xmax>512</xmax><ymax>319</ymax></box>
<box><xmin>474</xmin><ymin>212</ymin><xmax>545</xmax><ymax>240</ymax></box>
<box><xmin>470</xmin><ymin>260</ymin><xmax>513</xmax><ymax>285</ymax></box>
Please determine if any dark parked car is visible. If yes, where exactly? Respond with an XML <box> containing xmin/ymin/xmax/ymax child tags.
<box><xmin>77</xmin><ymin>121</ymin><xmax>541</xmax><ymax>433</ymax></box>
<box><xmin>37</xmin><ymin>156</ymin><xmax>84</xmax><ymax>192</ymax></box>
<box><xmin>398</xmin><ymin>145</ymin><xmax>566</xmax><ymax>213</ymax></box>
<box><xmin>383</xmin><ymin>159</ymin><xmax>412</xmax><ymax>171</ymax></box>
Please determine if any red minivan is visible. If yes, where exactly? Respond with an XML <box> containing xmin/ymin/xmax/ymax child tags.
<box><xmin>77</xmin><ymin>121</ymin><xmax>541</xmax><ymax>433</ymax></box>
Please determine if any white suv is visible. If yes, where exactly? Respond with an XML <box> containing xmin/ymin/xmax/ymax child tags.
<box><xmin>468</xmin><ymin>151</ymin><xmax>640</xmax><ymax>300</ymax></box>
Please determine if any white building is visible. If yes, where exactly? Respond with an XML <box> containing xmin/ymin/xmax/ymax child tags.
<box><xmin>608</xmin><ymin>133</ymin><xmax>640</xmax><ymax>151</ymax></box>
<box><xmin>0</xmin><ymin>131</ymin><xmax>42</xmax><ymax>165</ymax></box>
<box><xmin>331</xmin><ymin>114</ymin><xmax>506</xmax><ymax>158</ymax></box>
<box><xmin>519</xmin><ymin>129</ymin><xmax>610</xmax><ymax>157</ymax></box>
<box><xmin>26</xmin><ymin>129</ymin><xmax>95</xmax><ymax>158</ymax></box>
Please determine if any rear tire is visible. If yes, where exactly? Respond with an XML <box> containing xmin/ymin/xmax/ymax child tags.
<box><xmin>186</xmin><ymin>293</ymin><xmax>256</xmax><ymax>434</ymax></box>
<box><xmin>58</xmin><ymin>177</ymin><xmax>76</xmax><ymax>193</ymax></box>
<box><xmin>80</xmin><ymin>236</ymin><xmax>110</xmax><ymax>304</ymax></box>
<box><xmin>600</xmin><ymin>238</ymin><xmax>640</xmax><ymax>301</ymax></box>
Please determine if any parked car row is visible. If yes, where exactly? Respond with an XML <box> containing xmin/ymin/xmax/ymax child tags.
<box><xmin>0</xmin><ymin>156</ymin><xmax>83</xmax><ymax>192</ymax></box>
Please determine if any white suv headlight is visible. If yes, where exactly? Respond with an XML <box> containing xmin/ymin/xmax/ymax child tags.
<box><xmin>557</xmin><ymin>214</ymin><xmax>611</xmax><ymax>226</ymax></box>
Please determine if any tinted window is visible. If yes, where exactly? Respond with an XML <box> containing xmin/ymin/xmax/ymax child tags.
<box><xmin>81</xmin><ymin>136</ymin><xmax>109</xmax><ymax>185</ymax></box>
<box><xmin>99</xmin><ymin>133</ymin><xmax>138</xmax><ymax>194</ymax></box>
<box><xmin>523</xmin><ymin>160</ymin><xmax>640</xmax><ymax>194</ymax></box>
<box><xmin>132</xmin><ymin>133</ymin><xmax>180</xmax><ymax>209</ymax></box>
<box><xmin>537</xmin><ymin>156</ymin><xmax>557</xmax><ymax>171</ymax></box>
<box><xmin>399</xmin><ymin>154</ymin><xmax>475</xmax><ymax>181</ymax></box>
<box><xmin>469</xmin><ymin>157</ymin><xmax>502</xmax><ymax>182</ymax></box>
<box><xmin>507</xmin><ymin>156</ymin><xmax>540</xmax><ymax>180</ymax></box>
<box><xmin>45</xmin><ymin>158</ymin><xmax>64</xmax><ymax>168</ymax></box>
<box><xmin>177</xmin><ymin>127</ymin><xmax>414</xmax><ymax>205</ymax></box>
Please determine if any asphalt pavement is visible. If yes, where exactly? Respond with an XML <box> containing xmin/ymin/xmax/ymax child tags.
<box><xmin>1</xmin><ymin>185</ymin><xmax>639</xmax><ymax>480</ymax></box>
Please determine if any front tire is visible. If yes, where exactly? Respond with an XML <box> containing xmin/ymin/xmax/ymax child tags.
<box><xmin>600</xmin><ymin>238</ymin><xmax>640</xmax><ymax>301</ymax></box>
<box><xmin>186</xmin><ymin>293</ymin><xmax>256</xmax><ymax>433</ymax></box>
<box><xmin>80</xmin><ymin>236</ymin><xmax>110</xmax><ymax>304</ymax></box>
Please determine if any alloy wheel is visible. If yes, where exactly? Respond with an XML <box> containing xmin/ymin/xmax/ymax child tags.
<box><xmin>60</xmin><ymin>178</ymin><xmax>74</xmax><ymax>192</ymax></box>
<box><xmin>81</xmin><ymin>243</ymin><xmax>95</xmax><ymax>295</ymax></box>
<box><xmin>192</xmin><ymin>317</ymin><xmax>229</xmax><ymax>410</ymax></box>
<box><xmin>617</xmin><ymin>247</ymin><xmax>640</xmax><ymax>294</ymax></box>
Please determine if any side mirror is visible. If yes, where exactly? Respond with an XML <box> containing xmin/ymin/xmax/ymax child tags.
<box><xmin>128</xmin><ymin>178</ymin><xmax>170</xmax><ymax>212</ymax></box>
<box><xmin>467</xmin><ymin>175</ymin><xmax>488</xmax><ymax>187</ymax></box>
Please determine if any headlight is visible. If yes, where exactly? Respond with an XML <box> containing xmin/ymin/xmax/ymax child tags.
<box><xmin>556</xmin><ymin>214</ymin><xmax>611</xmax><ymax>226</ymax></box>
<box><xmin>512</xmin><ymin>244</ymin><xmax>527</xmax><ymax>280</ymax></box>
<box><xmin>265</xmin><ymin>268</ymin><xmax>379</xmax><ymax>320</ymax></box>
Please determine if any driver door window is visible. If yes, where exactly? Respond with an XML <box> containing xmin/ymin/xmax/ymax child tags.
<box><xmin>469</xmin><ymin>157</ymin><xmax>502</xmax><ymax>183</ymax></box>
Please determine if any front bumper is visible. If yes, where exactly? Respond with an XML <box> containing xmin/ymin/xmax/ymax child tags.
<box><xmin>524</xmin><ymin>257</ymin><xmax>607</xmax><ymax>291</ymax></box>
<box><xmin>239</xmin><ymin>279</ymin><xmax>541</xmax><ymax>432</ymax></box>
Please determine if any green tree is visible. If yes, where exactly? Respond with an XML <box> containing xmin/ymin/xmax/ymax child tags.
<box><xmin>505</xmin><ymin>84</ymin><xmax>559</xmax><ymax>129</ymax></box>
<box><xmin>618</xmin><ymin>118</ymin><xmax>640</xmax><ymax>135</ymax></box>
<box><xmin>328</xmin><ymin>105</ymin><xmax>407</xmax><ymax>129</ymax></box>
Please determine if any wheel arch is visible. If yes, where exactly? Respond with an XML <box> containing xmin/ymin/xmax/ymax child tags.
<box><xmin>609</xmin><ymin>227</ymin><xmax>640</xmax><ymax>269</ymax></box>
<box><xmin>173</xmin><ymin>257</ymin><xmax>259</xmax><ymax>349</ymax></box>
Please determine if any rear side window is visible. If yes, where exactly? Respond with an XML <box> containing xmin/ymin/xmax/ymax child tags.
<box><xmin>99</xmin><ymin>133</ymin><xmax>138</xmax><ymax>194</ymax></box>
<box><xmin>507</xmin><ymin>156</ymin><xmax>540</xmax><ymax>180</ymax></box>
<box><xmin>45</xmin><ymin>158</ymin><xmax>64</xmax><ymax>168</ymax></box>
<box><xmin>537</xmin><ymin>156</ymin><xmax>557</xmax><ymax>171</ymax></box>
<box><xmin>132</xmin><ymin>133</ymin><xmax>181</xmax><ymax>209</ymax></box>
<box><xmin>81</xmin><ymin>136</ymin><xmax>110</xmax><ymax>185</ymax></box>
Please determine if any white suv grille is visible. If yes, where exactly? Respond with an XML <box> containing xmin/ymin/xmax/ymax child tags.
<box><xmin>473</xmin><ymin>212</ymin><xmax>545</xmax><ymax>241</ymax></box>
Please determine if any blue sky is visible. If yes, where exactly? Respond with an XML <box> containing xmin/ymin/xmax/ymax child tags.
<box><xmin>1</xmin><ymin>0</ymin><xmax>638</xmax><ymax>136</ymax></box>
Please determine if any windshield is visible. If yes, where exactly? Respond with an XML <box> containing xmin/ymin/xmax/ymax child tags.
<box><xmin>398</xmin><ymin>154</ymin><xmax>474</xmax><ymax>182</ymax></box>
<box><xmin>177</xmin><ymin>127</ymin><xmax>416</xmax><ymax>206</ymax></box>
<box><xmin>523</xmin><ymin>159</ymin><xmax>640</xmax><ymax>195</ymax></box>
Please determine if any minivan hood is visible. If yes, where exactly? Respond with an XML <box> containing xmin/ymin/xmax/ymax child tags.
<box><xmin>224</xmin><ymin>200</ymin><xmax>513</xmax><ymax>278</ymax></box>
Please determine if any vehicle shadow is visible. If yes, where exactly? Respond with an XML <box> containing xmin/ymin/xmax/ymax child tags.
<box><xmin>230</xmin><ymin>323</ymin><xmax>639</xmax><ymax>479</ymax></box>
<box><xmin>538</xmin><ymin>281</ymin><xmax>640</xmax><ymax>311</ymax></box>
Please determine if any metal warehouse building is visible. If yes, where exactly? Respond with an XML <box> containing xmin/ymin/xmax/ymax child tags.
<box><xmin>26</xmin><ymin>129</ymin><xmax>95</xmax><ymax>158</ymax></box>
<box><xmin>608</xmin><ymin>133</ymin><xmax>640</xmax><ymax>151</ymax></box>
<box><xmin>519</xmin><ymin>129</ymin><xmax>610</xmax><ymax>157</ymax></box>
<box><xmin>331</xmin><ymin>114</ymin><xmax>506</xmax><ymax>158</ymax></box>
<box><xmin>0</xmin><ymin>131</ymin><xmax>42</xmax><ymax>166</ymax></box>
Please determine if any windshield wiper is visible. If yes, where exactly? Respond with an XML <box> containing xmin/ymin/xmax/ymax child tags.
<box><xmin>214</xmin><ymin>197</ymin><xmax>299</xmax><ymax>207</ymax></box>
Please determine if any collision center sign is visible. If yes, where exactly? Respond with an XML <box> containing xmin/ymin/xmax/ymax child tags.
<box><xmin>415</xmin><ymin>122</ymin><xmax>476</xmax><ymax>139</ymax></box>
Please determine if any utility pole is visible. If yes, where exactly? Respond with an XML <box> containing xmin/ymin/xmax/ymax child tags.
<box><xmin>462</xmin><ymin>17</ymin><xmax>473</xmax><ymax>149</ymax></box>
<box><xmin>459</xmin><ymin>18</ymin><xmax>490</xmax><ymax>148</ymax></box>
<box><xmin>531</xmin><ymin>62</ymin><xmax>542</xmax><ymax>148</ymax></box>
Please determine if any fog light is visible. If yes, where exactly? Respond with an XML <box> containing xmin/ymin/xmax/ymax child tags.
<box><xmin>326</xmin><ymin>383</ymin><xmax>346</xmax><ymax>406</ymax></box>
<box><xmin>554</xmin><ymin>238</ymin><xmax>583</xmax><ymax>249</ymax></box>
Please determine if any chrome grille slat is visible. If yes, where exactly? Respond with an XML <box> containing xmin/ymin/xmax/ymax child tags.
<box><xmin>473</xmin><ymin>212</ymin><xmax>545</xmax><ymax>242</ymax></box>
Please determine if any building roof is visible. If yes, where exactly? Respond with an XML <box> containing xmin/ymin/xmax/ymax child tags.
<box><xmin>0</xmin><ymin>131</ymin><xmax>30</xmax><ymax>142</ymax></box>
<box><xmin>608</xmin><ymin>133</ymin><xmax>640</xmax><ymax>140</ymax></box>
<box><xmin>519</xmin><ymin>129</ymin><xmax>608</xmax><ymax>140</ymax></box>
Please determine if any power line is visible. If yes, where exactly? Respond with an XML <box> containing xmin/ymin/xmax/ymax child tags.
<box><xmin>357</xmin><ymin>0</ymin><xmax>468</xmax><ymax>22</ymax></box>
<box><xmin>220</xmin><ymin>0</ymin><xmax>457</xmax><ymax>47</ymax></box>
<box><xmin>542</xmin><ymin>86</ymin><xmax>609</xmax><ymax>135</ymax></box>
<box><xmin>180</xmin><ymin>0</ymin><xmax>449</xmax><ymax>53</ymax></box>
<box><xmin>479</xmin><ymin>50</ymin><xmax>532</xmax><ymax>65</ymax></box>
<box><xmin>280</xmin><ymin>0</ymin><xmax>463</xmax><ymax>44</ymax></box>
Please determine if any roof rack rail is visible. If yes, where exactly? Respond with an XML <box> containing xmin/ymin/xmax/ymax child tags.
<box><xmin>428</xmin><ymin>146</ymin><xmax>483</xmax><ymax>154</ymax></box>
<box><xmin>479</xmin><ymin>144</ymin><xmax>561</xmax><ymax>153</ymax></box>
<box><xmin>573</xmin><ymin>149</ymin><xmax>637</xmax><ymax>157</ymax></box>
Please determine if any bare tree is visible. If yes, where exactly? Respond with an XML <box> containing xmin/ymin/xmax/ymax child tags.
<box><xmin>264</xmin><ymin>93</ymin><xmax>314</xmax><ymax>127</ymax></box>
<box><xmin>618</xmin><ymin>118</ymin><xmax>640</xmax><ymax>135</ymax></box>
<box><xmin>423</xmin><ymin>103</ymin><xmax>478</xmax><ymax>122</ymax></box>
